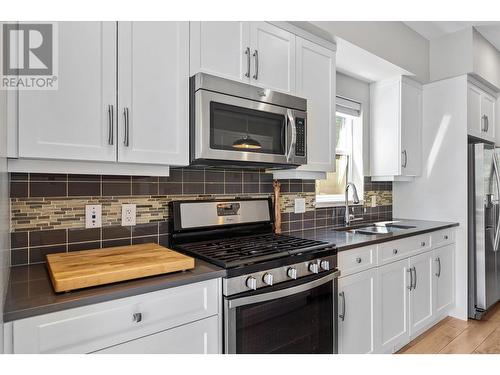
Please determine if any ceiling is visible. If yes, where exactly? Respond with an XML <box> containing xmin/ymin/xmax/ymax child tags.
<box><xmin>404</xmin><ymin>21</ymin><xmax>500</xmax><ymax>50</ymax></box>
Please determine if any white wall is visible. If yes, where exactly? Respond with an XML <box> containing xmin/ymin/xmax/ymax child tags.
<box><xmin>310</xmin><ymin>21</ymin><xmax>430</xmax><ymax>83</ymax></box>
<box><xmin>336</xmin><ymin>72</ymin><xmax>370</xmax><ymax>176</ymax></box>
<box><xmin>472</xmin><ymin>28</ymin><xmax>500</xmax><ymax>90</ymax></box>
<box><xmin>393</xmin><ymin>75</ymin><xmax>469</xmax><ymax>320</ymax></box>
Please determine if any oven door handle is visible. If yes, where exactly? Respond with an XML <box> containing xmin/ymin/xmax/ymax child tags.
<box><xmin>285</xmin><ymin>109</ymin><xmax>296</xmax><ymax>162</ymax></box>
<box><xmin>228</xmin><ymin>270</ymin><xmax>339</xmax><ymax>309</ymax></box>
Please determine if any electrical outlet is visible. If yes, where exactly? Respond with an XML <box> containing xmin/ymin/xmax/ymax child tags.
<box><xmin>294</xmin><ymin>198</ymin><xmax>306</xmax><ymax>214</ymax></box>
<box><xmin>371</xmin><ymin>195</ymin><xmax>377</xmax><ymax>208</ymax></box>
<box><xmin>121</xmin><ymin>204</ymin><xmax>136</xmax><ymax>226</ymax></box>
<box><xmin>85</xmin><ymin>205</ymin><xmax>102</xmax><ymax>228</ymax></box>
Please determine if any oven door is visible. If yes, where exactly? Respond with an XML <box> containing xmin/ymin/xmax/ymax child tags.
<box><xmin>224</xmin><ymin>271</ymin><xmax>338</xmax><ymax>354</ymax></box>
<box><xmin>194</xmin><ymin>89</ymin><xmax>306</xmax><ymax>166</ymax></box>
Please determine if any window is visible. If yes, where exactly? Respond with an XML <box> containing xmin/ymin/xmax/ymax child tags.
<box><xmin>316</xmin><ymin>97</ymin><xmax>363</xmax><ymax>206</ymax></box>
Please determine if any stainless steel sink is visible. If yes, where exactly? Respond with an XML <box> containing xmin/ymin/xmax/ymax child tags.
<box><xmin>333</xmin><ymin>222</ymin><xmax>416</xmax><ymax>236</ymax></box>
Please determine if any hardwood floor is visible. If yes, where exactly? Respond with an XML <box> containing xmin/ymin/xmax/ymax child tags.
<box><xmin>398</xmin><ymin>302</ymin><xmax>500</xmax><ymax>354</ymax></box>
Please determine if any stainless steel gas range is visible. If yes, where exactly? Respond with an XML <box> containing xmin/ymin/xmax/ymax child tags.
<box><xmin>170</xmin><ymin>198</ymin><xmax>339</xmax><ymax>354</ymax></box>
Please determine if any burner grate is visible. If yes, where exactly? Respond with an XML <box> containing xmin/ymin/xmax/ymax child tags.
<box><xmin>175</xmin><ymin>234</ymin><xmax>328</xmax><ymax>268</ymax></box>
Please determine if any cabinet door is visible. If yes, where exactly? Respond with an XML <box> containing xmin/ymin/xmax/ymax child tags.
<box><xmin>117</xmin><ymin>22</ymin><xmax>189</xmax><ymax>165</ymax></box>
<box><xmin>249</xmin><ymin>22</ymin><xmax>295</xmax><ymax>93</ymax></box>
<box><xmin>93</xmin><ymin>316</ymin><xmax>220</xmax><ymax>354</ymax></box>
<box><xmin>400</xmin><ymin>81</ymin><xmax>422</xmax><ymax>176</ymax></box>
<box><xmin>295</xmin><ymin>37</ymin><xmax>336</xmax><ymax>172</ymax></box>
<box><xmin>18</xmin><ymin>22</ymin><xmax>116</xmax><ymax>162</ymax></box>
<box><xmin>481</xmin><ymin>93</ymin><xmax>495</xmax><ymax>140</ymax></box>
<box><xmin>467</xmin><ymin>84</ymin><xmax>482</xmax><ymax>137</ymax></box>
<box><xmin>378</xmin><ymin>258</ymin><xmax>410</xmax><ymax>353</ymax></box>
<box><xmin>434</xmin><ymin>244</ymin><xmax>455</xmax><ymax>317</ymax></box>
<box><xmin>190</xmin><ymin>21</ymin><xmax>251</xmax><ymax>83</ymax></box>
<box><xmin>409</xmin><ymin>251</ymin><xmax>434</xmax><ymax>336</ymax></box>
<box><xmin>338</xmin><ymin>269</ymin><xmax>379</xmax><ymax>354</ymax></box>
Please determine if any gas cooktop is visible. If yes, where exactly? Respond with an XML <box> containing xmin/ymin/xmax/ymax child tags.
<box><xmin>174</xmin><ymin>233</ymin><xmax>328</xmax><ymax>268</ymax></box>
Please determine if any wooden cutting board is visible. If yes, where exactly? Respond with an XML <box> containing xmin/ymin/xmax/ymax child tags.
<box><xmin>46</xmin><ymin>243</ymin><xmax>195</xmax><ymax>292</ymax></box>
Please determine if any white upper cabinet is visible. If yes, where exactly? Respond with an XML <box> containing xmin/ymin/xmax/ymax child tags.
<box><xmin>338</xmin><ymin>268</ymin><xmax>379</xmax><ymax>354</ymax></box>
<box><xmin>467</xmin><ymin>80</ymin><xmax>496</xmax><ymax>142</ymax></box>
<box><xmin>295</xmin><ymin>36</ymin><xmax>336</xmax><ymax>173</ymax></box>
<box><xmin>189</xmin><ymin>21</ymin><xmax>250</xmax><ymax>83</ymax></box>
<box><xmin>249</xmin><ymin>22</ymin><xmax>295</xmax><ymax>93</ymax></box>
<box><xmin>18</xmin><ymin>22</ymin><xmax>117</xmax><ymax>162</ymax></box>
<box><xmin>370</xmin><ymin>76</ymin><xmax>422</xmax><ymax>181</ymax></box>
<box><xmin>190</xmin><ymin>22</ymin><xmax>295</xmax><ymax>94</ymax></box>
<box><xmin>118</xmin><ymin>22</ymin><xmax>189</xmax><ymax>166</ymax></box>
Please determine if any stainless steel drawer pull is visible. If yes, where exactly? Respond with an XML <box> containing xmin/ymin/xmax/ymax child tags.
<box><xmin>339</xmin><ymin>291</ymin><xmax>346</xmax><ymax>321</ymax></box>
<box><xmin>133</xmin><ymin>312</ymin><xmax>142</xmax><ymax>323</ymax></box>
<box><xmin>421</xmin><ymin>241</ymin><xmax>426</xmax><ymax>247</ymax></box>
<box><xmin>355</xmin><ymin>257</ymin><xmax>362</xmax><ymax>264</ymax></box>
<box><xmin>444</xmin><ymin>235</ymin><xmax>449</xmax><ymax>240</ymax></box>
<box><xmin>393</xmin><ymin>249</ymin><xmax>398</xmax><ymax>255</ymax></box>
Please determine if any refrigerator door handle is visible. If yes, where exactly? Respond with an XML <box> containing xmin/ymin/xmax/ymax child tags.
<box><xmin>492</xmin><ymin>152</ymin><xmax>500</xmax><ymax>252</ymax></box>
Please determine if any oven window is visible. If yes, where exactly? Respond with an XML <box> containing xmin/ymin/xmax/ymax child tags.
<box><xmin>210</xmin><ymin>102</ymin><xmax>286</xmax><ymax>155</ymax></box>
<box><xmin>233</xmin><ymin>280</ymin><xmax>333</xmax><ymax>354</ymax></box>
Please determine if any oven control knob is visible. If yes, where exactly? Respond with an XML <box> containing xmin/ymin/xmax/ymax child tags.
<box><xmin>309</xmin><ymin>262</ymin><xmax>319</xmax><ymax>274</ymax></box>
<box><xmin>287</xmin><ymin>267</ymin><xmax>298</xmax><ymax>280</ymax></box>
<box><xmin>320</xmin><ymin>260</ymin><xmax>330</xmax><ymax>271</ymax></box>
<box><xmin>262</xmin><ymin>273</ymin><xmax>274</xmax><ymax>286</ymax></box>
<box><xmin>246</xmin><ymin>276</ymin><xmax>257</xmax><ymax>290</ymax></box>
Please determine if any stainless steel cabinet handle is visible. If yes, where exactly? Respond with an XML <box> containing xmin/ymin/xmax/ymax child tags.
<box><xmin>482</xmin><ymin>115</ymin><xmax>489</xmax><ymax>132</ymax></box>
<box><xmin>244</xmin><ymin>47</ymin><xmax>250</xmax><ymax>78</ymax></box>
<box><xmin>444</xmin><ymin>235</ymin><xmax>449</xmax><ymax>240</ymax></box>
<box><xmin>339</xmin><ymin>291</ymin><xmax>346</xmax><ymax>321</ymax></box>
<box><xmin>252</xmin><ymin>50</ymin><xmax>259</xmax><ymax>80</ymax></box>
<box><xmin>412</xmin><ymin>266</ymin><xmax>417</xmax><ymax>289</ymax></box>
<box><xmin>133</xmin><ymin>312</ymin><xmax>142</xmax><ymax>323</ymax></box>
<box><xmin>402</xmin><ymin>150</ymin><xmax>408</xmax><ymax>168</ymax></box>
<box><xmin>123</xmin><ymin>107</ymin><xmax>130</xmax><ymax>147</ymax></box>
<box><xmin>107</xmin><ymin>104</ymin><xmax>114</xmax><ymax>145</ymax></box>
<box><xmin>421</xmin><ymin>241</ymin><xmax>426</xmax><ymax>247</ymax></box>
<box><xmin>393</xmin><ymin>249</ymin><xmax>398</xmax><ymax>255</ymax></box>
<box><xmin>355</xmin><ymin>257</ymin><xmax>362</xmax><ymax>264</ymax></box>
<box><xmin>435</xmin><ymin>257</ymin><xmax>441</xmax><ymax>277</ymax></box>
<box><xmin>407</xmin><ymin>268</ymin><xmax>413</xmax><ymax>290</ymax></box>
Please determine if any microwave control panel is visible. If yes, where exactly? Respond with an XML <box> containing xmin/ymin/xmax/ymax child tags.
<box><xmin>295</xmin><ymin>118</ymin><xmax>306</xmax><ymax>157</ymax></box>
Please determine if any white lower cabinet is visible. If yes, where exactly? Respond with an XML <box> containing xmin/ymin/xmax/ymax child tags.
<box><xmin>434</xmin><ymin>244</ymin><xmax>455</xmax><ymax>318</ymax></box>
<box><xmin>379</xmin><ymin>258</ymin><xmax>410</xmax><ymax>353</ymax></box>
<box><xmin>7</xmin><ymin>279</ymin><xmax>222</xmax><ymax>354</ymax></box>
<box><xmin>337</xmin><ymin>229</ymin><xmax>456</xmax><ymax>354</ymax></box>
<box><xmin>338</xmin><ymin>268</ymin><xmax>379</xmax><ymax>354</ymax></box>
<box><xmin>93</xmin><ymin>316</ymin><xmax>219</xmax><ymax>354</ymax></box>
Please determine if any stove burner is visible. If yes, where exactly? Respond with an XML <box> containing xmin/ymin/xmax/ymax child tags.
<box><xmin>175</xmin><ymin>233</ymin><xmax>328</xmax><ymax>268</ymax></box>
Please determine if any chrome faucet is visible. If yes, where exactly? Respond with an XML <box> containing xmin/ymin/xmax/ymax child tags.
<box><xmin>344</xmin><ymin>182</ymin><xmax>360</xmax><ymax>226</ymax></box>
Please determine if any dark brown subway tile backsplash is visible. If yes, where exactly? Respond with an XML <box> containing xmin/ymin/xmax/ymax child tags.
<box><xmin>8</xmin><ymin>168</ymin><xmax>392</xmax><ymax>266</ymax></box>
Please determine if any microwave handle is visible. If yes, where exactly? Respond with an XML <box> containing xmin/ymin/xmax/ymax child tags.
<box><xmin>286</xmin><ymin>109</ymin><xmax>296</xmax><ymax>162</ymax></box>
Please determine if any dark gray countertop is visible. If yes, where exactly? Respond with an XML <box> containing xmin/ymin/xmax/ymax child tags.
<box><xmin>294</xmin><ymin>218</ymin><xmax>459</xmax><ymax>251</ymax></box>
<box><xmin>3</xmin><ymin>258</ymin><xmax>226</xmax><ymax>322</ymax></box>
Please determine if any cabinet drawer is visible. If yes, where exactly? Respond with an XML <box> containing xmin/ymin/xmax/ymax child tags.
<box><xmin>12</xmin><ymin>279</ymin><xmax>220</xmax><ymax>353</ymax></box>
<box><xmin>431</xmin><ymin>229</ymin><xmax>454</xmax><ymax>248</ymax></box>
<box><xmin>379</xmin><ymin>234</ymin><xmax>431</xmax><ymax>265</ymax></box>
<box><xmin>338</xmin><ymin>245</ymin><xmax>378</xmax><ymax>277</ymax></box>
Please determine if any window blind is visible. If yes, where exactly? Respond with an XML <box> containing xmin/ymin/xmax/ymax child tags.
<box><xmin>336</xmin><ymin>96</ymin><xmax>361</xmax><ymax>117</ymax></box>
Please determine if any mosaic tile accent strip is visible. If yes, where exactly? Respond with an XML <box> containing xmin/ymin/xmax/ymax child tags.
<box><xmin>279</xmin><ymin>192</ymin><xmax>316</xmax><ymax>213</ymax></box>
<box><xmin>364</xmin><ymin>190</ymin><xmax>393</xmax><ymax>207</ymax></box>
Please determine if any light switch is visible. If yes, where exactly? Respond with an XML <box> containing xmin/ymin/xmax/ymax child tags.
<box><xmin>85</xmin><ymin>205</ymin><xmax>102</xmax><ymax>228</ymax></box>
<box><xmin>294</xmin><ymin>198</ymin><xmax>306</xmax><ymax>214</ymax></box>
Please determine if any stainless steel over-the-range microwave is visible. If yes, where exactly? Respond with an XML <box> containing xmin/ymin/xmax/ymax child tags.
<box><xmin>189</xmin><ymin>73</ymin><xmax>307</xmax><ymax>169</ymax></box>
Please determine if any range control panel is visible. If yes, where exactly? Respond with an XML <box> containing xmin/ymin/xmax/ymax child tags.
<box><xmin>295</xmin><ymin>117</ymin><xmax>306</xmax><ymax>157</ymax></box>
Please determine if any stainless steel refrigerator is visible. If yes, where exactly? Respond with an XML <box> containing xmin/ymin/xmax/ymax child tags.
<box><xmin>468</xmin><ymin>143</ymin><xmax>500</xmax><ymax>319</ymax></box>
